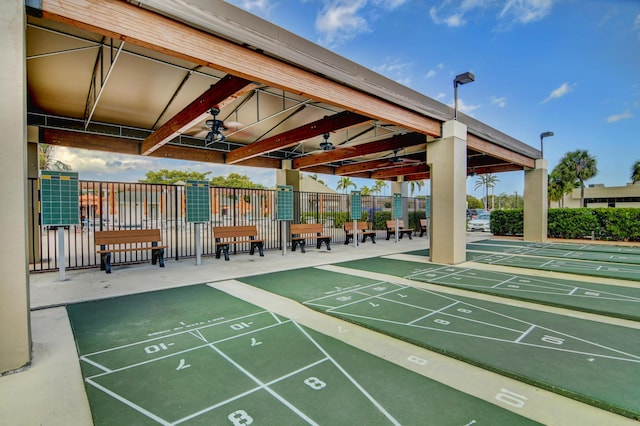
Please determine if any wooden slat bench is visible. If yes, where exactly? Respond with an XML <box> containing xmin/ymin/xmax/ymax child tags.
<box><xmin>344</xmin><ymin>221</ymin><xmax>376</xmax><ymax>244</ymax></box>
<box><xmin>95</xmin><ymin>229</ymin><xmax>166</xmax><ymax>274</ymax></box>
<box><xmin>419</xmin><ymin>218</ymin><xmax>429</xmax><ymax>237</ymax></box>
<box><xmin>290</xmin><ymin>223</ymin><xmax>331</xmax><ymax>253</ymax></box>
<box><xmin>213</xmin><ymin>225</ymin><xmax>264</xmax><ymax>261</ymax></box>
<box><xmin>386</xmin><ymin>220</ymin><xmax>413</xmax><ymax>240</ymax></box>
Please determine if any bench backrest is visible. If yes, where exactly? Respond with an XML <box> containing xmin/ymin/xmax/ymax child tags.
<box><xmin>291</xmin><ymin>223</ymin><xmax>324</xmax><ymax>235</ymax></box>
<box><xmin>95</xmin><ymin>229</ymin><xmax>162</xmax><ymax>246</ymax></box>
<box><xmin>420</xmin><ymin>218</ymin><xmax>428</xmax><ymax>226</ymax></box>
<box><xmin>213</xmin><ymin>225</ymin><xmax>259</xmax><ymax>240</ymax></box>
<box><xmin>386</xmin><ymin>220</ymin><xmax>406</xmax><ymax>229</ymax></box>
<box><xmin>344</xmin><ymin>221</ymin><xmax>370</xmax><ymax>231</ymax></box>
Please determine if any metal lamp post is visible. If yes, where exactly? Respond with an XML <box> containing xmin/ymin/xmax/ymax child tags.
<box><xmin>540</xmin><ymin>131</ymin><xmax>554</xmax><ymax>159</ymax></box>
<box><xmin>454</xmin><ymin>72</ymin><xmax>475</xmax><ymax>120</ymax></box>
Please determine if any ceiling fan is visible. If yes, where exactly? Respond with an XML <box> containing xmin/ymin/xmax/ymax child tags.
<box><xmin>204</xmin><ymin>107</ymin><xmax>226</xmax><ymax>145</ymax></box>
<box><xmin>319</xmin><ymin>133</ymin><xmax>335</xmax><ymax>151</ymax></box>
<box><xmin>387</xmin><ymin>148</ymin><xmax>421</xmax><ymax>164</ymax></box>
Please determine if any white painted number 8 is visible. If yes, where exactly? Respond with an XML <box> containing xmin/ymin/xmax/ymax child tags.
<box><xmin>304</xmin><ymin>377</ymin><xmax>327</xmax><ymax>390</ymax></box>
<box><xmin>408</xmin><ymin>355</ymin><xmax>428</xmax><ymax>365</ymax></box>
<box><xmin>228</xmin><ymin>409</ymin><xmax>253</xmax><ymax>425</ymax></box>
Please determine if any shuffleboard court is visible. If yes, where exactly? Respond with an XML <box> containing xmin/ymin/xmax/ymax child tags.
<box><xmin>468</xmin><ymin>241</ymin><xmax>640</xmax><ymax>265</ymax></box>
<box><xmin>332</xmin><ymin>256</ymin><xmax>640</xmax><ymax>321</ymax></box>
<box><xmin>67</xmin><ymin>285</ymin><xmax>538</xmax><ymax>425</ymax></box>
<box><xmin>238</xmin><ymin>268</ymin><xmax>640</xmax><ymax>419</ymax></box>
<box><xmin>474</xmin><ymin>239</ymin><xmax>640</xmax><ymax>255</ymax></box>
<box><xmin>466</xmin><ymin>248</ymin><xmax>640</xmax><ymax>281</ymax></box>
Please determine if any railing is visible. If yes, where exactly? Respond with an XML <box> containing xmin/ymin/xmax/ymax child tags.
<box><xmin>28</xmin><ymin>178</ymin><xmax>428</xmax><ymax>272</ymax></box>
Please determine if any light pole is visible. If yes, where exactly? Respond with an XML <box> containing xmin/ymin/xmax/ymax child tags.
<box><xmin>540</xmin><ymin>131</ymin><xmax>554</xmax><ymax>159</ymax></box>
<box><xmin>454</xmin><ymin>72</ymin><xmax>475</xmax><ymax>120</ymax></box>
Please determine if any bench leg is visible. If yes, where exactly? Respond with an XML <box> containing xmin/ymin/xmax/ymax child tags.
<box><xmin>101</xmin><ymin>252</ymin><xmax>111</xmax><ymax>274</ymax></box>
<box><xmin>254</xmin><ymin>242</ymin><xmax>264</xmax><ymax>257</ymax></box>
<box><xmin>386</xmin><ymin>231</ymin><xmax>392</xmax><ymax>240</ymax></box>
<box><xmin>152</xmin><ymin>248</ymin><xmax>165</xmax><ymax>267</ymax></box>
<box><xmin>408</xmin><ymin>231</ymin><xmax>413</xmax><ymax>240</ymax></box>
<box><xmin>344</xmin><ymin>234</ymin><xmax>351</xmax><ymax>245</ymax></box>
<box><xmin>371</xmin><ymin>234</ymin><xmax>376</xmax><ymax>244</ymax></box>
<box><xmin>292</xmin><ymin>240</ymin><xmax>298</xmax><ymax>252</ymax></box>
<box><xmin>322</xmin><ymin>238</ymin><xmax>331</xmax><ymax>250</ymax></box>
<box><xmin>299</xmin><ymin>241</ymin><xmax>306</xmax><ymax>253</ymax></box>
<box><xmin>223</xmin><ymin>246</ymin><xmax>230</xmax><ymax>261</ymax></box>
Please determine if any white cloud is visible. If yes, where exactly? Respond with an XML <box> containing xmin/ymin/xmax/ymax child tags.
<box><xmin>232</xmin><ymin>0</ymin><xmax>275</xmax><ymax>17</ymax></box>
<box><xmin>374</xmin><ymin>59</ymin><xmax>413</xmax><ymax>87</ymax></box>
<box><xmin>635</xmin><ymin>14</ymin><xmax>640</xmax><ymax>30</ymax></box>
<box><xmin>372</xmin><ymin>0</ymin><xmax>408</xmax><ymax>10</ymax></box>
<box><xmin>425</xmin><ymin>70</ymin><xmax>437</xmax><ymax>79</ymax></box>
<box><xmin>490</xmin><ymin>96</ymin><xmax>507</xmax><ymax>107</ymax></box>
<box><xmin>449</xmin><ymin>98</ymin><xmax>481</xmax><ymax>115</ymax></box>
<box><xmin>499</xmin><ymin>0</ymin><xmax>554</xmax><ymax>24</ymax></box>
<box><xmin>436</xmin><ymin>92</ymin><xmax>447</xmax><ymax>100</ymax></box>
<box><xmin>541</xmin><ymin>82</ymin><xmax>575</xmax><ymax>103</ymax></box>
<box><xmin>430</xmin><ymin>6</ymin><xmax>467</xmax><ymax>27</ymax></box>
<box><xmin>606</xmin><ymin>110</ymin><xmax>633</xmax><ymax>123</ymax></box>
<box><xmin>316</xmin><ymin>0</ymin><xmax>370</xmax><ymax>46</ymax></box>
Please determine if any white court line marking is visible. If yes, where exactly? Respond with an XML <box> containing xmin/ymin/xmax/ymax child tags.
<box><xmin>79</xmin><ymin>356</ymin><xmax>112</xmax><ymax>373</ymax></box>
<box><xmin>304</xmin><ymin>281</ymin><xmax>396</xmax><ymax>305</ymax></box>
<box><xmin>568</xmin><ymin>287</ymin><xmax>579</xmax><ymax>296</ymax></box>
<box><xmin>490</xmin><ymin>276</ymin><xmax>518</xmax><ymax>289</ymax></box>
<box><xmin>82</xmin><ymin>310</ymin><xmax>270</xmax><ymax>358</ymax></box>
<box><xmin>172</xmin><ymin>356</ymin><xmax>329</xmax><ymax>425</ymax></box>
<box><xmin>205</xmin><ymin>343</ymin><xmax>319</xmax><ymax>425</ymax></box>
<box><xmin>85</xmin><ymin>320</ymin><xmax>292</xmax><ymax>380</ymax></box>
<box><xmin>514</xmin><ymin>325</ymin><xmax>536</xmax><ymax>343</ymax></box>
<box><xmin>85</xmin><ymin>378</ymin><xmax>171</xmax><ymax>425</ymax></box>
<box><xmin>189</xmin><ymin>328</ymin><xmax>207</xmax><ymax>343</ymax></box>
<box><xmin>408</xmin><ymin>301</ymin><xmax>459</xmax><ymax>325</ymax></box>
<box><xmin>291</xmin><ymin>321</ymin><xmax>401</xmax><ymax>426</ymax></box>
<box><xmin>314</xmin><ymin>283</ymin><xmax>640</xmax><ymax>362</ymax></box>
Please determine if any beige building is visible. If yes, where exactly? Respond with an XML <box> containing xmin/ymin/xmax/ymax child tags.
<box><xmin>560</xmin><ymin>182</ymin><xmax>640</xmax><ymax>208</ymax></box>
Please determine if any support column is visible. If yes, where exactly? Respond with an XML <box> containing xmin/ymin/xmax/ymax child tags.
<box><xmin>427</xmin><ymin>120</ymin><xmax>467</xmax><ymax>264</ymax></box>
<box><xmin>0</xmin><ymin>0</ymin><xmax>31</xmax><ymax>373</ymax></box>
<box><xmin>524</xmin><ymin>159</ymin><xmax>548</xmax><ymax>242</ymax></box>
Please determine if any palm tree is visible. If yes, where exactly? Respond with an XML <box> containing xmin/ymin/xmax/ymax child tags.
<box><xmin>474</xmin><ymin>174</ymin><xmax>499</xmax><ymax>209</ymax></box>
<box><xmin>631</xmin><ymin>160</ymin><xmax>640</xmax><ymax>184</ymax></box>
<box><xmin>372</xmin><ymin>179</ymin><xmax>387</xmax><ymax>195</ymax></box>
<box><xmin>39</xmin><ymin>144</ymin><xmax>71</xmax><ymax>171</ymax></box>
<box><xmin>307</xmin><ymin>173</ymin><xmax>325</xmax><ymax>185</ymax></box>
<box><xmin>558</xmin><ymin>150</ymin><xmax>598</xmax><ymax>207</ymax></box>
<box><xmin>336</xmin><ymin>176</ymin><xmax>356</xmax><ymax>193</ymax></box>
<box><xmin>360</xmin><ymin>186</ymin><xmax>372</xmax><ymax>196</ymax></box>
<box><xmin>408</xmin><ymin>180</ymin><xmax>425</xmax><ymax>196</ymax></box>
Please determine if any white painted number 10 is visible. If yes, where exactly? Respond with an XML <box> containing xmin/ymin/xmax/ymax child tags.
<box><xmin>495</xmin><ymin>388</ymin><xmax>527</xmax><ymax>408</ymax></box>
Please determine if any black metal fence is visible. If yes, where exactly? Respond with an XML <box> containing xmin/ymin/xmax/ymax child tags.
<box><xmin>28</xmin><ymin>178</ymin><xmax>428</xmax><ymax>272</ymax></box>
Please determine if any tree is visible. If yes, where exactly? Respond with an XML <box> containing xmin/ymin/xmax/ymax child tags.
<box><xmin>474</xmin><ymin>174</ymin><xmax>499</xmax><ymax>209</ymax></box>
<box><xmin>557</xmin><ymin>150</ymin><xmax>598</xmax><ymax>207</ymax></box>
<box><xmin>336</xmin><ymin>176</ymin><xmax>356</xmax><ymax>193</ymax></box>
<box><xmin>139</xmin><ymin>169</ymin><xmax>210</xmax><ymax>184</ymax></box>
<box><xmin>360</xmin><ymin>186</ymin><xmax>372</xmax><ymax>196</ymax></box>
<box><xmin>466</xmin><ymin>195</ymin><xmax>483</xmax><ymax>209</ymax></box>
<box><xmin>408</xmin><ymin>180</ymin><xmax>425</xmax><ymax>196</ymax></box>
<box><xmin>631</xmin><ymin>160</ymin><xmax>640</xmax><ymax>184</ymax></box>
<box><xmin>210</xmin><ymin>172</ymin><xmax>265</xmax><ymax>189</ymax></box>
<box><xmin>372</xmin><ymin>179</ymin><xmax>387</xmax><ymax>195</ymax></box>
<box><xmin>39</xmin><ymin>144</ymin><xmax>71</xmax><ymax>171</ymax></box>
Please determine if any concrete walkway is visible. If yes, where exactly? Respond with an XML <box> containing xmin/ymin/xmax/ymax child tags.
<box><xmin>2</xmin><ymin>233</ymin><xmax>636</xmax><ymax>425</ymax></box>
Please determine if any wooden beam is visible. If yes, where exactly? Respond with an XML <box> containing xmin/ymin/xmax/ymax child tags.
<box><xmin>336</xmin><ymin>157</ymin><xmax>421</xmax><ymax>175</ymax></box>
<box><xmin>405</xmin><ymin>172</ymin><xmax>430</xmax><ymax>181</ymax></box>
<box><xmin>468</xmin><ymin>164</ymin><xmax>523</xmax><ymax>175</ymax></box>
<box><xmin>141</xmin><ymin>75</ymin><xmax>253</xmax><ymax>156</ymax></box>
<box><xmin>371</xmin><ymin>164</ymin><xmax>428</xmax><ymax>179</ymax></box>
<box><xmin>41</xmin><ymin>0</ymin><xmax>441</xmax><ymax>137</ymax></box>
<box><xmin>293</xmin><ymin>133</ymin><xmax>425</xmax><ymax>169</ymax></box>
<box><xmin>225</xmin><ymin>111</ymin><xmax>370</xmax><ymax>164</ymax></box>
<box><xmin>467</xmin><ymin>134</ymin><xmax>535</xmax><ymax>169</ymax></box>
<box><xmin>42</xmin><ymin>128</ymin><xmax>280</xmax><ymax>169</ymax></box>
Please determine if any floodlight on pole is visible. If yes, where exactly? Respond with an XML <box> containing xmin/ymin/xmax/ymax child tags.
<box><xmin>540</xmin><ymin>131</ymin><xmax>554</xmax><ymax>159</ymax></box>
<box><xmin>453</xmin><ymin>71</ymin><xmax>475</xmax><ymax>120</ymax></box>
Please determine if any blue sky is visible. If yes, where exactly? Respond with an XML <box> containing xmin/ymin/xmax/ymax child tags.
<box><xmin>58</xmin><ymin>0</ymin><xmax>640</xmax><ymax>198</ymax></box>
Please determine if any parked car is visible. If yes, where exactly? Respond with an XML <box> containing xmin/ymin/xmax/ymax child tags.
<box><xmin>467</xmin><ymin>213</ymin><xmax>491</xmax><ymax>232</ymax></box>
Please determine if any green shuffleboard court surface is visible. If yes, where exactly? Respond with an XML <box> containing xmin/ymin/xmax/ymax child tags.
<box><xmin>466</xmin><ymin>246</ymin><xmax>640</xmax><ymax>281</ymax></box>
<box><xmin>67</xmin><ymin>285</ymin><xmax>538</xmax><ymax>425</ymax></box>
<box><xmin>238</xmin><ymin>268</ymin><xmax>640</xmax><ymax>419</ymax></box>
<box><xmin>468</xmin><ymin>241</ymin><xmax>640</xmax><ymax>265</ymax></box>
<box><xmin>335</xmin><ymin>257</ymin><xmax>640</xmax><ymax>321</ymax></box>
<box><xmin>474</xmin><ymin>239</ymin><xmax>640</xmax><ymax>255</ymax></box>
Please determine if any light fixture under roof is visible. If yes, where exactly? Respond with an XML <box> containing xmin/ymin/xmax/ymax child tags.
<box><xmin>319</xmin><ymin>133</ymin><xmax>335</xmax><ymax>151</ymax></box>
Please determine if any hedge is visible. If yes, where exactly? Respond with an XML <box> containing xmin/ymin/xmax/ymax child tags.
<box><xmin>490</xmin><ymin>208</ymin><xmax>640</xmax><ymax>241</ymax></box>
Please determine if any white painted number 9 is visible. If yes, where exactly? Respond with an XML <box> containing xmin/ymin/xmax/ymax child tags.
<box><xmin>304</xmin><ymin>377</ymin><xmax>327</xmax><ymax>390</ymax></box>
<box><xmin>228</xmin><ymin>409</ymin><xmax>253</xmax><ymax>425</ymax></box>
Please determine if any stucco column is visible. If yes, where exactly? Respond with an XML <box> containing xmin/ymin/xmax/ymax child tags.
<box><xmin>524</xmin><ymin>159</ymin><xmax>548</xmax><ymax>242</ymax></box>
<box><xmin>275</xmin><ymin>160</ymin><xmax>301</xmax><ymax>190</ymax></box>
<box><xmin>0</xmin><ymin>0</ymin><xmax>31</xmax><ymax>373</ymax></box>
<box><xmin>427</xmin><ymin>120</ymin><xmax>467</xmax><ymax>264</ymax></box>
